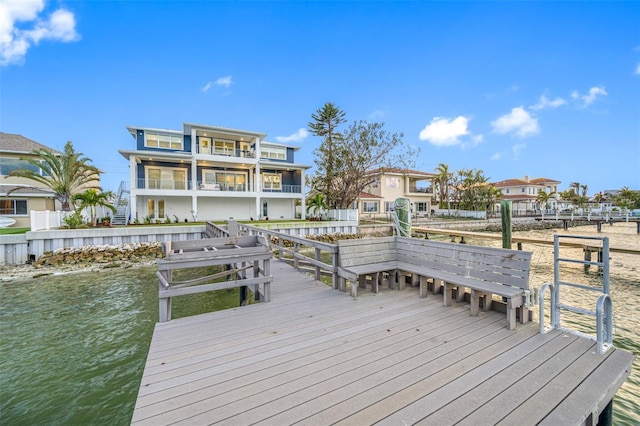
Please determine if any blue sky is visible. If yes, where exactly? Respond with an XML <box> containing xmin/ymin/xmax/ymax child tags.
<box><xmin>2</xmin><ymin>0</ymin><xmax>639</xmax><ymax>194</ymax></box>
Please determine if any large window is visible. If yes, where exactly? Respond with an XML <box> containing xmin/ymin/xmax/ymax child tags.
<box><xmin>145</xmin><ymin>132</ymin><xmax>183</xmax><ymax>150</ymax></box>
<box><xmin>261</xmin><ymin>146</ymin><xmax>286</xmax><ymax>160</ymax></box>
<box><xmin>0</xmin><ymin>199</ymin><xmax>28</xmax><ymax>215</ymax></box>
<box><xmin>147</xmin><ymin>199</ymin><xmax>165</xmax><ymax>220</ymax></box>
<box><xmin>146</xmin><ymin>167</ymin><xmax>187</xmax><ymax>190</ymax></box>
<box><xmin>262</xmin><ymin>173</ymin><xmax>282</xmax><ymax>191</ymax></box>
<box><xmin>214</xmin><ymin>140</ymin><xmax>236</xmax><ymax>156</ymax></box>
<box><xmin>0</xmin><ymin>158</ymin><xmax>49</xmax><ymax>177</ymax></box>
<box><xmin>204</xmin><ymin>171</ymin><xmax>247</xmax><ymax>191</ymax></box>
<box><xmin>384</xmin><ymin>201</ymin><xmax>395</xmax><ymax>212</ymax></box>
<box><xmin>363</xmin><ymin>201</ymin><xmax>379</xmax><ymax>213</ymax></box>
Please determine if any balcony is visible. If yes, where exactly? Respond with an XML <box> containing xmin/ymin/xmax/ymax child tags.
<box><xmin>262</xmin><ymin>184</ymin><xmax>302</xmax><ymax>194</ymax></box>
<box><xmin>406</xmin><ymin>186</ymin><xmax>434</xmax><ymax>195</ymax></box>
<box><xmin>198</xmin><ymin>181</ymin><xmax>254</xmax><ymax>192</ymax></box>
<box><xmin>137</xmin><ymin>178</ymin><xmax>191</xmax><ymax>190</ymax></box>
<box><xmin>196</xmin><ymin>146</ymin><xmax>255</xmax><ymax>158</ymax></box>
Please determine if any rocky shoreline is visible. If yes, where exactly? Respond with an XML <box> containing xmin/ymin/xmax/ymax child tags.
<box><xmin>1</xmin><ymin>242</ymin><xmax>163</xmax><ymax>283</ymax></box>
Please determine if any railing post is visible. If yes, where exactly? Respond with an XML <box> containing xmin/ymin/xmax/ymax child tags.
<box><xmin>293</xmin><ymin>242</ymin><xmax>299</xmax><ymax>269</ymax></box>
<box><xmin>314</xmin><ymin>247</ymin><xmax>321</xmax><ymax>280</ymax></box>
<box><xmin>332</xmin><ymin>251</ymin><xmax>339</xmax><ymax>290</ymax></box>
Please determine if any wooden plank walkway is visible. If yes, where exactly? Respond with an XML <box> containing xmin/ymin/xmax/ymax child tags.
<box><xmin>132</xmin><ymin>260</ymin><xmax>635</xmax><ymax>425</ymax></box>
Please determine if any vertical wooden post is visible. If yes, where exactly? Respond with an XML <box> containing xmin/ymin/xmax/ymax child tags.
<box><xmin>314</xmin><ymin>247</ymin><xmax>321</xmax><ymax>280</ymax></box>
<box><xmin>584</xmin><ymin>248</ymin><xmax>591</xmax><ymax>273</ymax></box>
<box><xmin>501</xmin><ymin>200</ymin><xmax>512</xmax><ymax>249</ymax></box>
<box><xmin>332</xmin><ymin>251</ymin><xmax>339</xmax><ymax>290</ymax></box>
<box><xmin>293</xmin><ymin>242</ymin><xmax>299</xmax><ymax>269</ymax></box>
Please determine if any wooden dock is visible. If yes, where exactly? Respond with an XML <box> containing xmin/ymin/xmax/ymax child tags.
<box><xmin>132</xmin><ymin>260</ymin><xmax>634</xmax><ymax>425</ymax></box>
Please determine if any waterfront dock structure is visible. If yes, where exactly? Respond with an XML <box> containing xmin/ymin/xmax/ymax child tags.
<box><xmin>132</xmin><ymin>260</ymin><xmax>634</xmax><ymax>425</ymax></box>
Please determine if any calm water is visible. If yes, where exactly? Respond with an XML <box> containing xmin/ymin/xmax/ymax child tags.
<box><xmin>1</xmin><ymin>223</ymin><xmax>638</xmax><ymax>425</ymax></box>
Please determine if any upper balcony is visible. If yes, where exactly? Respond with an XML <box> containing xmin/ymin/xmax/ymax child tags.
<box><xmin>195</xmin><ymin>145</ymin><xmax>255</xmax><ymax>159</ymax></box>
<box><xmin>133</xmin><ymin>178</ymin><xmax>302</xmax><ymax>194</ymax></box>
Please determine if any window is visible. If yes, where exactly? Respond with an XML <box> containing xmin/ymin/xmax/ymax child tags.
<box><xmin>145</xmin><ymin>167</ymin><xmax>186</xmax><ymax>190</ymax></box>
<box><xmin>386</xmin><ymin>177</ymin><xmax>400</xmax><ymax>188</ymax></box>
<box><xmin>206</xmin><ymin>171</ymin><xmax>247</xmax><ymax>191</ymax></box>
<box><xmin>505</xmin><ymin>189</ymin><xmax>510</xmax><ymax>194</ymax></box>
<box><xmin>263</xmin><ymin>173</ymin><xmax>282</xmax><ymax>190</ymax></box>
<box><xmin>363</xmin><ymin>201</ymin><xmax>379</xmax><ymax>213</ymax></box>
<box><xmin>384</xmin><ymin>201</ymin><xmax>395</xmax><ymax>212</ymax></box>
<box><xmin>521</xmin><ymin>188</ymin><xmax>526</xmax><ymax>193</ymax></box>
<box><xmin>147</xmin><ymin>199</ymin><xmax>165</xmax><ymax>219</ymax></box>
<box><xmin>261</xmin><ymin>146</ymin><xmax>286</xmax><ymax>160</ymax></box>
<box><xmin>0</xmin><ymin>199</ymin><xmax>28</xmax><ymax>215</ymax></box>
<box><xmin>415</xmin><ymin>202</ymin><xmax>429</xmax><ymax>212</ymax></box>
<box><xmin>145</xmin><ymin>132</ymin><xmax>183</xmax><ymax>150</ymax></box>
<box><xmin>214</xmin><ymin>140</ymin><xmax>236</xmax><ymax>156</ymax></box>
<box><xmin>0</xmin><ymin>158</ymin><xmax>50</xmax><ymax>177</ymax></box>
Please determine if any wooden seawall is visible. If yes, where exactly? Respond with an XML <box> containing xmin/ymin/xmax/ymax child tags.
<box><xmin>132</xmin><ymin>260</ymin><xmax>634</xmax><ymax>425</ymax></box>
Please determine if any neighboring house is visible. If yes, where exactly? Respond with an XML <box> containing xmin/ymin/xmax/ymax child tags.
<box><xmin>118</xmin><ymin>123</ymin><xmax>311</xmax><ymax>222</ymax></box>
<box><xmin>0</xmin><ymin>132</ymin><xmax>58</xmax><ymax>228</ymax></box>
<box><xmin>493</xmin><ymin>176</ymin><xmax>562</xmax><ymax>213</ymax></box>
<box><xmin>357</xmin><ymin>168</ymin><xmax>436</xmax><ymax>217</ymax></box>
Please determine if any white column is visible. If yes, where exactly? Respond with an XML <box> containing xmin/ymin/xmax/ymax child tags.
<box><xmin>254</xmin><ymin>136</ymin><xmax>262</xmax><ymax>218</ymax></box>
<box><xmin>300</xmin><ymin>168</ymin><xmax>306</xmax><ymax>220</ymax></box>
<box><xmin>129</xmin><ymin>155</ymin><xmax>138</xmax><ymax>220</ymax></box>
<box><xmin>192</xmin><ymin>195</ymin><xmax>198</xmax><ymax>222</ymax></box>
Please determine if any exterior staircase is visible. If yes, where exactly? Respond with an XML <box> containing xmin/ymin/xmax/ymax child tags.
<box><xmin>111</xmin><ymin>181</ymin><xmax>130</xmax><ymax>225</ymax></box>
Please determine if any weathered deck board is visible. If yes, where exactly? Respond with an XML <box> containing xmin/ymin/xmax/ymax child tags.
<box><xmin>132</xmin><ymin>260</ymin><xmax>635</xmax><ymax>425</ymax></box>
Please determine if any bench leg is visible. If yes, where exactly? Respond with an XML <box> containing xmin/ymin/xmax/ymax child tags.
<box><xmin>520</xmin><ymin>306</ymin><xmax>530</xmax><ymax>324</ymax></box>
<box><xmin>397</xmin><ymin>271</ymin><xmax>407</xmax><ymax>290</ymax></box>
<box><xmin>483</xmin><ymin>294</ymin><xmax>493</xmax><ymax>312</ymax></box>
<box><xmin>389</xmin><ymin>270</ymin><xmax>397</xmax><ymax>289</ymax></box>
<box><xmin>470</xmin><ymin>290</ymin><xmax>482</xmax><ymax>316</ymax></box>
<box><xmin>433</xmin><ymin>279</ymin><xmax>443</xmax><ymax>295</ymax></box>
<box><xmin>339</xmin><ymin>277</ymin><xmax>346</xmax><ymax>292</ymax></box>
<box><xmin>443</xmin><ymin>283</ymin><xmax>454</xmax><ymax>307</ymax></box>
<box><xmin>372</xmin><ymin>272</ymin><xmax>380</xmax><ymax>294</ymax></box>
<box><xmin>410</xmin><ymin>273</ymin><xmax>420</xmax><ymax>287</ymax></box>
<box><xmin>456</xmin><ymin>286</ymin><xmax>466</xmax><ymax>303</ymax></box>
<box><xmin>506</xmin><ymin>305</ymin><xmax>516</xmax><ymax>330</ymax></box>
<box><xmin>350</xmin><ymin>278</ymin><xmax>358</xmax><ymax>298</ymax></box>
<box><xmin>419</xmin><ymin>276</ymin><xmax>429</xmax><ymax>298</ymax></box>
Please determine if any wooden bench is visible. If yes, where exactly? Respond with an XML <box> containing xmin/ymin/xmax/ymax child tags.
<box><xmin>336</xmin><ymin>236</ymin><xmax>532</xmax><ymax>329</ymax></box>
<box><xmin>336</xmin><ymin>236</ymin><xmax>398</xmax><ymax>297</ymax></box>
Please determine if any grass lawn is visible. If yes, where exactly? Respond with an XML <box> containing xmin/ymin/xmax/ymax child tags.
<box><xmin>0</xmin><ymin>227</ymin><xmax>30</xmax><ymax>235</ymax></box>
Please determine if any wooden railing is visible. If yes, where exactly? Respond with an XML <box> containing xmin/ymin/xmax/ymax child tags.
<box><xmin>236</xmin><ymin>223</ymin><xmax>339</xmax><ymax>289</ymax></box>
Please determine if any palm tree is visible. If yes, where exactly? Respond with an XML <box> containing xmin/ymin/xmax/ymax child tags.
<box><xmin>72</xmin><ymin>188</ymin><xmax>116</xmax><ymax>225</ymax></box>
<box><xmin>8</xmin><ymin>141</ymin><xmax>100</xmax><ymax>211</ymax></box>
<box><xmin>570</xmin><ymin>181</ymin><xmax>581</xmax><ymax>197</ymax></box>
<box><xmin>580</xmin><ymin>184</ymin><xmax>588</xmax><ymax>198</ymax></box>
<box><xmin>306</xmin><ymin>193</ymin><xmax>328</xmax><ymax>218</ymax></box>
<box><xmin>434</xmin><ymin>163</ymin><xmax>451</xmax><ymax>210</ymax></box>
<box><xmin>536</xmin><ymin>190</ymin><xmax>555</xmax><ymax>211</ymax></box>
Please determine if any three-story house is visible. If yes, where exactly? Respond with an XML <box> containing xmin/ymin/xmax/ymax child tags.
<box><xmin>118</xmin><ymin>123</ymin><xmax>310</xmax><ymax>222</ymax></box>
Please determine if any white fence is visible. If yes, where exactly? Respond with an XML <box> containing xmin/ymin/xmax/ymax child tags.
<box><xmin>30</xmin><ymin>207</ymin><xmax>114</xmax><ymax>231</ymax></box>
<box><xmin>432</xmin><ymin>209</ymin><xmax>487</xmax><ymax>219</ymax></box>
<box><xmin>326</xmin><ymin>209</ymin><xmax>359</xmax><ymax>222</ymax></box>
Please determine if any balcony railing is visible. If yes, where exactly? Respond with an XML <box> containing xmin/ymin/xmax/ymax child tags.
<box><xmin>407</xmin><ymin>186</ymin><xmax>433</xmax><ymax>194</ymax></box>
<box><xmin>135</xmin><ymin>179</ymin><xmax>302</xmax><ymax>194</ymax></box>
<box><xmin>196</xmin><ymin>146</ymin><xmax>255</xmax><ymax>158</ymax></box>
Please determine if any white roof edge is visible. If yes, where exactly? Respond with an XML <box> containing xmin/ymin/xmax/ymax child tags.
<box><xmin>262</xmin><ymin>141</ymin><xmax>301</xmax><ymax>150</ymax></box>
<box><xmin>126</xmin><ymin>126</ymin><xmax>183</xmax><ymax>135</ymax></box>
<box><xmin>183</xmin><ymin>122</ymin><xmax>267</xmax><ymax>138</ymax></box>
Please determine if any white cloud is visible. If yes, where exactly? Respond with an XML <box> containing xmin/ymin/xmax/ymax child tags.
<box><xmin>275</xmin><ymin>128</ymin><xmax>308</xmax><ymax>143</ymax></box>
<box><xmin>418</xmin><ymin>116</ymin><xmax>470</xmax><ymax>147</ymax></box>
<box><xmin>571</xmin><ymin>86</ymin><xmax>608</xmax><ymax>107</ymax></box>
<box><xmin>581</xmin><ymin>86</ymin><xmax>607</xmax><ymax>106</ymax></box>
<box><xmin>512</xmin><ymin>143</ymin><xmax>526</xmax><ymax>160</ymax></box>
<box><xmin>490</xmin><ymin>152</ymin><xmax>502</xmax><ymax>160</ymax></box>
<box><xmin>201</xmin><ymin>81</ymin><xmax>213</xmax><ymax>92</ymax></box>
<box><xmin>0</xmin><ymin>0</ymin><xmax>79</xmax><ymax>66</ymax></box>
<box><xmin>491</xmin><ymin>107</ymin><xmax>539</xmax><ymax>137</ymax></box>
<box><xmin>215</xmin><ymin>75</ymin><xmax>232</xmax><ymax>88</ymax></box>
<box><xmin>530</xmin><ymin>94</ymin><xmax>567</xmax><ymax>110</ymax></box>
